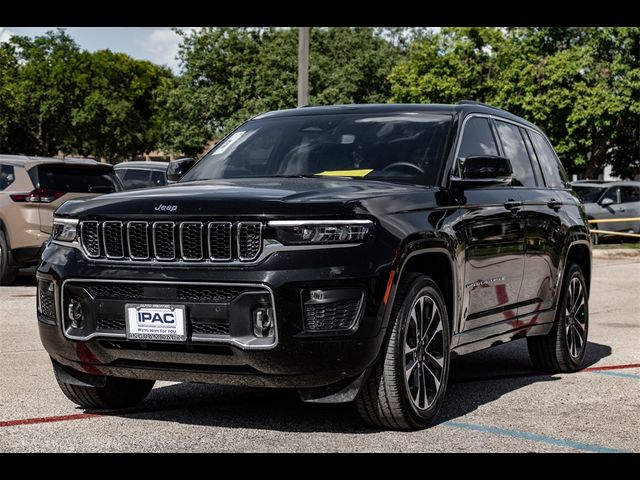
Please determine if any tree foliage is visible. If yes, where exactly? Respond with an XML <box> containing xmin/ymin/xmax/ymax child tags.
<box><xmin>156</xmin><ymin>27</ymin><xmax>401</xmax><ymax>155</ymax></box>
<box><xmin>389</xmin><ymin>27</ymin><xmax>640</xmax><ymax>178</ymax></box>
<box><xmin>0</xmin><ymin>29</ymin><xmax>171</xmax><ymax>162</ymax></box>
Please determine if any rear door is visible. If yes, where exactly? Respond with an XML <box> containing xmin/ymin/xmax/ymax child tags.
<box><xmin>616</xmin><ymin>186</ymin><xmax>640</xmax><ymax>233</ymax></box>
<box><xmin>516</xmin><ymin>129</ymin><xmax>572</xmax><ymax>318</ymax></box>
<box><xmin>455</xmin><ymin>116</ymin><xmax>526</xmax><ymax>333</ymax></box>
<box><xmin>30</xmin><ymin>164</ymin><xmax>120</xmax><ymax>234</ymax></box>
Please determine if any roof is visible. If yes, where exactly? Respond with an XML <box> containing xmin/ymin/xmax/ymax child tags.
<box><xmin>253</xmin><ymin>101</ymin><xmax>541</xmax><ymax>131</ymax></box>
<box><xmin>114</xmin><ymin>161</ymin><xmax>169</xmax><ymax>170</ymax></box>
<box><xmin>0</xmin><ymin>154</ymin><xmax>107</xmax><ymax>169</ymax></box>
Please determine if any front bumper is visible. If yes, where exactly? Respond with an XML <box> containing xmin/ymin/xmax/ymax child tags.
<box><xmin>37</xmin><ymin>244</ymin><xmax>391</xmax><ymax>389</ymax></box>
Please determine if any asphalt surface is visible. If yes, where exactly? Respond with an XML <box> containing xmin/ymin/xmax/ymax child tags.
<box><xmin>0</xmin><ymin>258</ymin><xmax>638</xmax><ymax>452</ymax></box>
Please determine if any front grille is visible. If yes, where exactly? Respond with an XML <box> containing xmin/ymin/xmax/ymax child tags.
<box><xmin>177</xmin><ymin>286</ymin><xmax>242</xmax><ymax>302</ymax></box>
<box><xmin>86</xmin><ymin>284</ymin><xmax>144</xmax><ymax>299</ymax></box>
<box><xmin>79</xmin><ymin>220</ymin><xmax>263</xmax><ymax>263</ymax></box>
<box><xmin>97</xmin><ymin>315</ymin><xmax>126</xmax><ymax>331</ymax></box>
<box><xmin>191</xmin><ymin>322</ymin><xmax>230</xmax><ymax>335</ymax></box>
<box><xmin>304</xmin><ymin>299</ymin><xmax>361</xmax><ymax>331</ymax></box>
<box><xmin>238</xmin><ymin>222</ymin><xmax>262</xmax><ymax>261</ymax></box>
<box><xmin>38</xmin><ymin>284</ymin><xmax>56</xmax><ymax>319</ymax></box>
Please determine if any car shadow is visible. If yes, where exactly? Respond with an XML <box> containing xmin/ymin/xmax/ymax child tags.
<box><xmin>87</xmin><ymin>339</ymin><xmax>612</xmax><ymax>433</ymax></box>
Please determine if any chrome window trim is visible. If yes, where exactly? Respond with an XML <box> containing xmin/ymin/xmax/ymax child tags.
<box><xmin>60</xmin><ymin>278</ymin><xmax>279</xmax><ymax>350</ymax></box>
<box><xmin>79</xmin><ymin>221</ymin><xmax>101</xmax><ymax>258</ymax></box>
<box><xmin>102</xmin><ymin>221</ymin><xmax>125</xmax><ymax>259</ymax></box>
<box><xmin>237</xmin><ymin>222</ymin><xmax>263</xmax><ymax>262</ymax></box>
<box><xmin>179</xmin><ymin>221</ymin><xmax>204</xmax><ymax>261</ymax></box>
<box><xmin>126</xmin><ymin>221</ymin><xmax>149</xmax><ymax>261</ymax></box>
<box><xmin>207</xmin><ymin>221</ymin><xmax>232</xmax><ymax>261</ymax></box>
<box><xmin>152</xmin><ymin>221</ymin><xmax>176</xmax><ymax>261</ymax></box>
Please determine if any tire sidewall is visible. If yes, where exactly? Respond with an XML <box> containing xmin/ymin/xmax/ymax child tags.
<box><xmin>0</xmin><ymin>231</ymin><xmax>11</xmax><ymax>279</ymax></box>
<box><xmin>558</xmin><ymin>264</ymin><xmax>589</xmax><ymax>369</ymax></box>
<box><xmin>393</xmin><ymin>277</ymin><xmax>451</xmax><ymax>426</ymax></box>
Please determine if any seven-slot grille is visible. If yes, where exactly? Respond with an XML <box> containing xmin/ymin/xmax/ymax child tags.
<box><xmin>79</xmin><ymin>220</ymin><xmax>262</xmax><ymax>262</ymax></box>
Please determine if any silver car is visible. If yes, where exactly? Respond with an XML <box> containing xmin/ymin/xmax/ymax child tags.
<box><xmin>572</xmin><ymin>181</ymin><xmax>640</xmax><ymax>243</ymax></box>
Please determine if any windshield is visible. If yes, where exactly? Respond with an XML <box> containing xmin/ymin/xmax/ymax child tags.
<box><xmin>181</xmin><ymin>113</ymin><xmax>452</xmax><ymax>185</ymax></box>
<box><xmin>573</xmin><ymin>185</ymin><xmax>604</xmax><ymax>203</ymax></box>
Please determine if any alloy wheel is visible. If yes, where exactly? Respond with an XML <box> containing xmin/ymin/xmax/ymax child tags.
<box><xmin>565</xmin><ymin>276</ymin><xmax>587</xmax><ymax>358</ymax></box>
<box><xmin>403</xmin><ymin>293</ymin><xmax>445</xmax><ymax>410</ymax></box>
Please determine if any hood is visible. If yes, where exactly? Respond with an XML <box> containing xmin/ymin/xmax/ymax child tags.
<box><xmin>55</xmin><ymin>177</ymin><xmax>445</xmax><ymax>219</ymax></box>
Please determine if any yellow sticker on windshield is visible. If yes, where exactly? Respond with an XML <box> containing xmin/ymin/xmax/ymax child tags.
<box><xmin>317</xmin><ymin>169</ymin><xmax>373</xmax><ymax>177</ymax></box>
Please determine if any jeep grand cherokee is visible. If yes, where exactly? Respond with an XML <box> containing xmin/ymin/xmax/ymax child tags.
<box><xmin>36</xmin><ymin>102</ymin><xmax>591</xmax><ymax>429</ymax></box>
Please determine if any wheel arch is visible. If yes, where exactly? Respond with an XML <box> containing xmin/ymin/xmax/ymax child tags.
<box><xmin>383</xmin><ymin>245</ymin><xmax>458</xmax><ymax>336</ymax></box>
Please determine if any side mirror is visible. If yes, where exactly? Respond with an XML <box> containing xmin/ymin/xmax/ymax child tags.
<box><xmin>600</xmin><ymin>197</ymin><xmax>614</xmax><ymax>207</ymax></box>
<box><xmin>166</xmin><ymin>157</ymin><xmax>196</xmax><ymax>182</ymax></box>
<box><xmin>451</xmin><ymin>155</ymin><xmax>513</xmax><ymax>188</ymax></box>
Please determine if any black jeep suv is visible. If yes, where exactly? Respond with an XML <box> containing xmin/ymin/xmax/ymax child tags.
<box><xmin>37</xmin><ymin>102</ymin><xmax>591</xmax><ymax>429</ymax></box>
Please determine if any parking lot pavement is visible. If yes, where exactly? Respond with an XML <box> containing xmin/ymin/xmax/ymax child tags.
<box><xmin>1</xmin><ymin>258</ymin><xmax>638</xmax><ymax>452</ymax></box>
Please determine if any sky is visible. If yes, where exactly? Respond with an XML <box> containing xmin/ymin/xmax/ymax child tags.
<box><xmin>0</xmin><ymin>27</ymin><xmax>187</xmax><ymax>73</ymax></box>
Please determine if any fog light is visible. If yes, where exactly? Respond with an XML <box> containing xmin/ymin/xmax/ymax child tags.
<box><xmin>68</xmin><ymin>298</ymin><xmax>84</xmax><ymax>329</ymax></box>
<box><xmin>253</xmin><ymin>307</ymin><xmax>274</xmax><ymax>338</ymax></box>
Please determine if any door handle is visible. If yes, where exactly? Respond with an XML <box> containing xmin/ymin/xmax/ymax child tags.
<box><xmin>503</xmin><ymin>199</ymin><xmax>522</xmax><ymax>211</ymax></box>
<box><xmin>547</xmin><ymin>199</ymin><xmax>562</xmax><ymax>210</ymax></box>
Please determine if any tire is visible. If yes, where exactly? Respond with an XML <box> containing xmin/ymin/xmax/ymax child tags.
<box><xmin>0</xmin><ymin>231</ymin><xmax>17</xmax><ymax>285</ymax></box>
<box><xmin>527</xmin><ymin>262</ymin><xmax>589</xmax><ymax>372</ymax></box>
<box><xmin>54</xmin><ymin>366</ymin><xmax>155</xmax><ymax>409</ymax></box>
<box><xmin>356</xmin><ymin>274</ymin><xmax>451</xmax><ymax>430</ymax></box>
<box><xmin>589</xmin><ymin>222</ymin><xmax>599</xmax><ymax>246</ymax></box>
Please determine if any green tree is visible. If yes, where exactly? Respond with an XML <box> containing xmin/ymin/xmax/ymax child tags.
<box><xmin>64</xmin><ymin>50</ymin><xmax>172</xmax><ymax>162</ymax></box>
<box><xmin>389</xmin><ymin>27</ymin><xmax>640</xmax><ymax>179</ymax></box>
<box><xmin>157</xmin><ymin>27</ymin><xmax>402</xmax><ymax>156</ymax></box>
<box><xmin>1</xmin><ymin>29</ymin><xmax>84</xmax><ymax>156</ymax></box>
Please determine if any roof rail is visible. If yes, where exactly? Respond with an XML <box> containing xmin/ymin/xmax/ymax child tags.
<box><xmin>458</xmin><ymin>100</ymin><xmax>509</xmax><ymax>113</ymax></box>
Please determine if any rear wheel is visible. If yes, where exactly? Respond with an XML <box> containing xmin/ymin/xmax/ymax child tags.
<box><xmin>356</xmin><ymin>274</ymin><xmax>450</xmax><ymax>430</ymax></box>
<box><xmin>54</xmin><ymin>366</ymin><xmax>155</xmax><ymax>409</ymax></box>
<box><xmin>0</xmin><ymin>231</ymin><xmax>17</xmax><ymax>285</ymax></box>
<box><xmin>589</xmin><ymin>222</ymin><xmax>599</xmax><ymax>245</ymax></box>
<box><xmin>527</xmin><ymin>262</ymin><xmax>589</xmax><ymax>372</ymax></box>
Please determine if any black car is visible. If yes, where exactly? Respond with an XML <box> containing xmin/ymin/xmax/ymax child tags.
<box><xmin>114</xmin><ymin>161</ymin><xmax>169</xmax><ymax>190</ymax></box>
<box><xmin>37</xmin><ymin>102</ymin><xmax>591</xmax><ymax>430</ymax></box>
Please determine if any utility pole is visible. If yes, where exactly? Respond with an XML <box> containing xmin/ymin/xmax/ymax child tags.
<box><xmin>297</xmin><ymin>27</ymin><xmax>309</xmax><ymax>107</ymax></box>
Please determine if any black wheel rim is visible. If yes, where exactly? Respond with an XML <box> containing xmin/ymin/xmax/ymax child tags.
<box><xmin>403</xmin><ymin>293</ymin><xmax>445</xmax><ymax>410</ymax></box>
<box><xmin>565</xmin><ymin>276</ymin><xmax>587</xmax><ymax>358</ymax></box>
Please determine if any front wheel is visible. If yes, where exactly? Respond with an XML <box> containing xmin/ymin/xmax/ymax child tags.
<box><xmin>527</xmin><ymin>262</ymin><xmax>589</xmax><ymax>372</ymax></box>
<box><xmin>356</xmin><ymin>274</ymin><xmax>451</xmax><ymax>430</ymax></box>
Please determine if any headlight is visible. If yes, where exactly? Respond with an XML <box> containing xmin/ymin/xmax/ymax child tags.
<box><xmin>268</xmin><ymin>220</ymin><xmax>373</xmax><ymax>245</ymax></box>
<box><xmin>52</xmin><ymin>218</ymin><xmax>79</xmax><ymax>243</ymax></box>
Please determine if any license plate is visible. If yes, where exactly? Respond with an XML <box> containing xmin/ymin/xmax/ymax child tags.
<box><xmin>125</xmin><ymin>304</ymin><xmax>187</xmax><ymax>342</ymax></box>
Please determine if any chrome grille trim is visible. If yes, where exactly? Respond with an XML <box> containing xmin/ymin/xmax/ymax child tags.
<box><xmin>102</xmin><ymin>221</ymin><xmax>124</xmax><ymax>259</ymax></box>
<box><xmin>79</xmin><ymin>221</ymin><xmax>101</xmax><ymax>258</ymax></box>
<box><xmin>152</xmin><ymin>221</ymin><xmax>176</xmax><ymax>261</ymax></box>
<box><xmin>179</xmin><ymin>222</ymin><xmax>204</xmax><ymax>261</ymax></box>
<box><xmin>207</xmin><ymin>221</ymin><xmax>232</xmax><ymax>261</ymax></box>
<box><xmin>237</xmin><ymin>222</ymin><xmax>263</xmax><ymax>261</ymax></box>
<box><xmin>126</xmin><ymin>221</ymin><xmax>149</xmax><ymax>260</ymax></box>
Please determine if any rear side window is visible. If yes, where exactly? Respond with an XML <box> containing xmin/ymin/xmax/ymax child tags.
<box><xmin>494</xmin><ymin>120</ymin><xmax>537</xmax><ymax>187</ymax></box>
<box><xmin>458</xmin><ymin>117</ymin><xmax>499</xmax><ymax>158</ymax></box>
<box><xmin>0</xmin><ymin>164</ymin><xmax>16</xmax><ymax>190</ymax></box>
<box><xmin>149</xmin><ymin>170</ymin><xmax>166</xmax><ymax>187</ymax></box>
<box><xmin>34</xmin><ymin>165</ymin><xmax>120</xmax><ymax>193</ymax></box>
<box><xmin>620</xmin><ymin>186</ymin><xmax>640</xmax><ymax>204</ymax></box>
<box><xmin>121</xmin><ymin>169</ymin><xmax>151</xmax><ymax>190</ymax></box>
<box><xmin>528</xmin><ymin>131</ymin><xmax>569</xmax><ymax>188</ymax></box>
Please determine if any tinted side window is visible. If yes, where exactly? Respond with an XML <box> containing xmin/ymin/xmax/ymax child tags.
<box><xmin>458</xmin><ymin>117</ymin><xmax>499</xmax><ymax>158</ymax></box>
<box><xmin>121</xmin><ymin>169</ymin><xmax>151</xmax><ymax>190</ymax></box>
<box><xmin>149</xmin><ymin>170</ymin><xmax>166</xmax><ymax>187</ymax></box>
<box><xmin>620</xmin><ymin>186</ymin><xmax>640</xmax><ymax>203</ymax></box>
<box><xmin>0</xmin><ymin>164</ymin><xmax>16</xmax><ymax>190</ymax></box>
<box><xmin>494</xmin><ymin>120</ymin><xmax>536</xmax><ymax>187</ymax></box>
<box><xmin>520</xmin><ymin>127</ymin><xmax>545</xmax><ymax>186</ymax></box>
<box><xmin>601</xmin><ymin>187</ymin><xmax>619</xmax><ymax>204</ymax></box>
<box><xmin>529</xmin><ymin>131</ymin><xmax>568</xmax><ymax>188</ymax></box>
<box><xmin>36</xmin><ymin>166</ymin><xmax>120</xmax><ymax>193</ymax></box>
